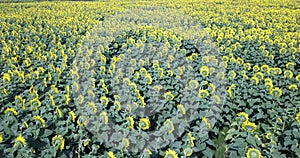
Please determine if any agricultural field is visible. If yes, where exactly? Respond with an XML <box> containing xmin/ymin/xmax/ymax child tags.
<box><xmin>0</xmin><ymin>0</ymin><xmax>299</xmax><ymax>157</ymax></box>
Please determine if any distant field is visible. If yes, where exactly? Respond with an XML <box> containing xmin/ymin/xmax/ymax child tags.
<box><xmin>0</xmin><ymin>0</ymin><xmax>299</xmax><ymax>157</ymax></box>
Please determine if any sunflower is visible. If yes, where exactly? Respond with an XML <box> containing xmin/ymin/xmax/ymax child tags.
<box><xmin>237</xmin><ymin>112</ymin><xmax>249</xmax><ymax>122</ymax></box>
<box><xmin>122</xmin><ymin>138</ymin><xmax>130</xmax><ymax>148</ymax></box>
<box><xmin>164</xmin><ymin>119</ymin><xmax>174</xmax><ymax>133</ymax></box>
<box><xmin>274</xmin><ymin>68</ymin><xmax>282</xmax><ymax>75</ymax></box>
<box><xmin>0</xmin><ymin>134</ymin><xmax>3</xmax><ymax>143</ymax></box>
<box><xmin>52</xmin><ymin>135</ymin><xmax>65</xmax><ymax>151</ymax></box>
<box><xmin>296</xmin><ymin>74</ymin><xmax>300</xmax><ymax>81</ymax></box>
<box><xmin>286</xmin><ymin>62</ymin><xmax>295</xmax><ymax>69</ymax></box>
<box><xmin>189</xmin><ymin>80</ymin><xmax>199</xmax><ymax>89</ymax></box>
<box><xmin>164</xmin><ymin>92</ymin><xmax>174</xmax><ymax>101</ymax></box>
<box><xmin>264</xmin><ymin>82</ymin><xmax>273</xmax><ymax>91</ymax></box>
<box><xmin>253</xmin><ymin>65</ymin><xmax>260</xmax><ymax>72</ymax></box>
<box><xmin>33</xmin><ymin>115</ymin><xmax>46</xmax><ymax>127</ymax></box>
<box><xmin>237</xmin><ymin>57</ymin><xmax>244</xmax><ymax>65</ymax></box>
<box><xmin>188</xmin><ymin>132</ymin><xmax>195</xmax><ymax>147</ymax></box>
<box><xmin>242</xmin><ymin>121</ymin><xmax>257</xmax><ymax>132</ymax></box>
<box><xmin>202</xmin><ymin>117</ymin><xmax>211</xmax><ymax>129</ymax></box>
<box><xmin>228</xmin><ymin>70</ymin><xmax>236</xmax><ymax>79</ymax></box>
<box><xmin>56</xmin><ymin>107</ymin><xmax>63</xmax><ymax>118</ymax></box>
<box><xmin>3</xmin><ymin>73</ymin><xmax>11</xmax><ymax>83</ymax></box>
<box><xmin>164</xmin><ymin>149</ymin><xmax>178</xmax><ymax>158</ymax></box>
<box><xmin>177</xmin><ymin>104</ymin><xmax>186</xmax><ymax>114</ymax></box>
<box><xmin>270</xmin><ymin>87</ymin><xmax>282</xmax><ymax>97</ymax></box>
<box><xmin>139</xmin><ymin>117</ymin><xmax>150</xmax><ymax>130</ymax></box>
<box><xmin>288</xmin><ymin>84</ymin><xmax>298</xmax><ymax>91</ymax></box>
<box><xmin>77</xmin><ymin>116</ymin><xmax>89</xmax><ymax>127</ymax></box>
<box><xmin>244</xmin><ymin>63</ymin><xmax>251</xmax><ymax>71</ymax></box>
<box><xmin>83</xmin><ymin>138</ymin><xmax>91</xmax><ymax>147</ymax></box>
<box><xmin>69</xmin><ymin>111</ymin><xmax>76</xmax><ymax>122</ymax></box>
<box><xmin>284</xmin><ymin>70</ymin><xmax>293</xmax><ymax>78</ymax></box>
<box><xmin>246</xmin><ymin>148</ymin><xmax>263</xmax><ymax>158</ymax></box>
<box><xmin>14</xmin><ymin>135</ymin><xmax>26</xmax><ymax>147</ymax></box>
<box><xmin>251</xmin><ymin>76</ymin><xmax>259</xmax><ymax>85</ymax></box>
<box><xmin>100</xmin><ymin>96</ymin><xmax>109</xmax><ymax>105</ymax></box>
<box><xmin>222</xmin><ymin>56</ymin><xmax>229</xmax><ymax>62</ymax></box>
<box><xmin>200</xmin><ymin>66</ymin><xmax>210</xmax><ymax>76</ymax></box>
<box><xmin>184</xmin><ymin>148</ymin><xmax>193</xmax><ymax>156</ymax></box>
<box><xmin>198</xmin><ymin>89</ymin><xmax>209</xmax><ymax>98</ymax></box>
<box><xmin>254</xmin><ymin>72</ymin><xmax>264</xmax><ymax>80</ymax></box>
<box><xmin>128</xmin><ymin>116</ymin><xmax>134</xmax><ymax>130</ymax></box>
<box><xmin>295</xmin><ymin>111</ymin><xmax>300</xmax><ymax>124</ymax></box>
<box><xmin>100</xmin><ymin>111</ymin><xmax>108</xmax><ymax>124</ymax></box>
<box><xmin>202</xmin><ymin>56</ymin><xmax>210</xmax><ymax>63</ymax></box>
<box><xmin>241</xmin><ymin>70</ymin><xmax>249</xmax><ymax>79</ymax></box>
<box><xmin>264</xmin><ymin>78</ymin><xmax>272</xmax><ymax>84</ymax></box>
<box><xmin>4</xmin><ymin>107</ymin><xmax>18</xmax><ymax>116</ymax></box>
<box><xmin>266</xmin><ymin>132</ymin><xmax>272</xmax><ymax>139</ymax></box>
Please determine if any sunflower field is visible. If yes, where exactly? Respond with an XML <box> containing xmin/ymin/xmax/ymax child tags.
<box><xmin>0</xmin><ymin>0</ymin><xmax>299</xmax><ymax>158</ymax></box>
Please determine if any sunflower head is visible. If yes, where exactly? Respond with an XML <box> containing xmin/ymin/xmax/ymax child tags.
<box><xmin>274</xmin><ymin>68</ymin><xmax>282</xmax><ymax>75</ymax></box>
<box><xmin>270</xmin><ymin>87</ymin><xmax>282</xmax><ymax>97</ymax></box>
<box><xmin>128</xmin><ymin>116</ymin><xmax>134</xmax><ymax>130</ymax></box>
<box><xmin>244</xmin><ymin>63</ymin><xmax>251</xmax><ymax>71</ymax></box>
<box><xmin>200</xmin><ymin>66</ymin><xmax>210</xmax><ymax>77</ymax></box>
<box><xmin>237</xmin><ymin>112</ymin><xmax>249</xmax><ymax>122</ymax></box>
<box><xmin>295</xmin><ymin>111</ymin><xmax>300</xmax><ymax>124</ymax></box>
<box><xmin>139</xmin><ymin>117</ymin><xmax>150</xmax><ymax>130</ymax></box>
<box><xmin>164</xmin><ymin>92</ymin><xmax>174</xmax><ymax>101</ymax></box>
<box><xmin>253</xmin><ymin>65</ymin><xmax>260</xmax><ymax>72</ymax></box>
<box><xmin>164</xmin><ymin>149</ymin><xmax>178</xmax><ymax>158</ymax></box>
<box><xmin>198</xmin><ymin>89</ymin><xmax>210</xmax><ymax>98</ymax></box>
<box><xmin>251</xmin><ymin>76</ymin><xmax>259</xmax><ymax>85</ymax></box>
<box><xmin>228</xmin><ymin>70</ymin><xmax>236</xmax><ymax>79</ymax></box>
<box><xmin>254</xmin><ymin>72</ymin><xmax>264</xmax><ymax>80</ymax></box>
<box><xmin>284</xmin><ymin>70</ymin><xmax>293</xmax><ymax>78</ymax></box>
<box><xmin>288</xmin><ymin>84</ymin><xmax>298</xmax><ymax>91</ymax></box>
<box><xmin>286</xmin><ymin>62</ymin><xmax>295</xmax><ymax>69</ymax></box>
<box><xmin>246</xmin><ymin>148</ymin><xmax>263</xmax><ymax>158</ymax></box>
<box><xmin>184</xmin><ymin>148</ymin><xmax>193</xmax><ymax>156</ymax></box>
<box><xmin>242</xmin><ymin>121</ymin><xmax>257</xmax><ymax>132</ymax></box>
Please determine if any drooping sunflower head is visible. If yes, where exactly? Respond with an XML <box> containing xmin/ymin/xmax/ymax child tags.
<box><xmin>266</xmin><ymin>132</ymin><xmax>272</xmax><ymax>139</ymax></box>
<box><xmin>288</xmin><ymin>84</ymin><xmax>298</xmax><ymax>91</ymax></box>
<box><xmin>295</xmin><ymin>111</ymin><xmax>300</xmax><ymax>124</ymax></box>
<box><xmin>52</xmin><ymin>135</ymin><xmax>65</xmax><ymax>151</ymax></box>
<box><xmin>246</xmin><ymin>148</ymin><xmax>263</xmax><ymax>158</ymax></box>
<box><xmin>128</xmin><ymin>116</ymin><xmax>134</xmax><ymax>130</ymax></box>
<box><xmin>164</xmin><ymin>119</ymin><xmax>174</xmax><ymax>133</ymax></box>
<box><xmin>296</xmin><ymin>74</ymin><xmax>300</xmax><ymax>81</ymax></box>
